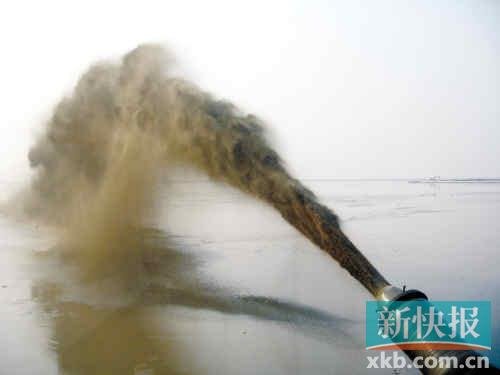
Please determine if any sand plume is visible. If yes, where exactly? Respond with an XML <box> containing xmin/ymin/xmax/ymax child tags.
<box><xmin>26</xmin><ymin>44</ymin><xmax>387</xmax><ymax>294</ymax></box>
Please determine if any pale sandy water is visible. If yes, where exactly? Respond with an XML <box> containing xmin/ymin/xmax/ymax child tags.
<box><xmin>0</xmin><ymin>179</ymin><xmax>498</xmax><ymax>374</ymax></box>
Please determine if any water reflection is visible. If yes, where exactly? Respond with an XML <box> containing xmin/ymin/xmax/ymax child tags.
<box><xmin>31</xmin><ymin>227</ymin><xmax>355</xmax><ymax>374</ymax></box>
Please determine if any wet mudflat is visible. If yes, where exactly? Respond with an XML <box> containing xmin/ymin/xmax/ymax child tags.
<box><xmin>1</xmin><ymin>179</ymin><xmax>498</xmax><ymax>374</ymax></box>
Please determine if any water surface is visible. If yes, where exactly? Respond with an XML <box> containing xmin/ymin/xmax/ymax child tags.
<box><xmin>1</xmin><ymin>179</ymin><xmax>498</xmax><ymax>374</ymax></box>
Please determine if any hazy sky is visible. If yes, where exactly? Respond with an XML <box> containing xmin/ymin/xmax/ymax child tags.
<box><xmin>1</xmin><ymin>0</ymin><xmax>499</xmax><ymax>179</ymax></box>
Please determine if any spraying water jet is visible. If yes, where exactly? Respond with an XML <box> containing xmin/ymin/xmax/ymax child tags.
<box><xmin>24</xmin><ymin>44</ymin><xmax>495</xmax><ymax>374</ymax></box>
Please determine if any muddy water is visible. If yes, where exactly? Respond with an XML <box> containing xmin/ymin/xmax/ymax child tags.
<box><xmin>1</xmin><ymin>179</ymin><xmax>499</xmax><ymax>374</ymax></box>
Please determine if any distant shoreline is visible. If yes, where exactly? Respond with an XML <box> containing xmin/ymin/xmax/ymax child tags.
<box><xmin>302</xmin><ymin>178</ymin><xmax>500</xmax><ymax>183</ymax></box>
<box><xmin>408</xmin><ymin>178</ymin><xmax>500</xmax><ymax>184</ymax></box>
<box><xmin>162</xmin><ymin>178</ymin><xmax>500</xmax><ymax>183</ymax></box>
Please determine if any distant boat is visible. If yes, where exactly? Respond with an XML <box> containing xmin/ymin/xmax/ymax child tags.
<box><xmin>408</xmin><ymin>176</ymin><xmax>441</xmax><ymax>183</ymax></box>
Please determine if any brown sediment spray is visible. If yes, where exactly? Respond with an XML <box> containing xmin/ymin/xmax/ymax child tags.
<box><xmin>26</xmin><ymin>44</ymin><xmax>388</xmax><ymax>295</ymax></box>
